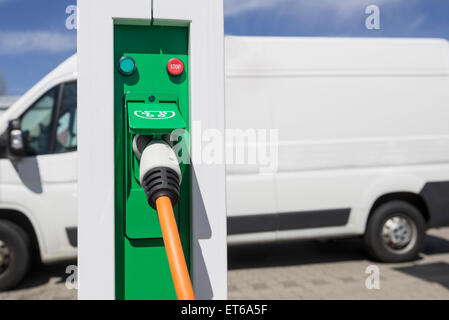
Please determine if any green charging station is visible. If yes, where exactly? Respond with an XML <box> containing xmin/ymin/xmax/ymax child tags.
<box><xmin>114</xmin><ymin>25</ymin><xmax>190</xmax><ymax>300</ymax></box>
<box><xmin>78</xmin><ymin>0</ymin><xmax>226</xmax><ymax>300</ymax></box>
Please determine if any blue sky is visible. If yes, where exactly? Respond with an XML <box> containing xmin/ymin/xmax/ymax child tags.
<box><xmin>0</xmin><ymin>0</ymin><xmax>448</xmax><ymax>95</ymax></box>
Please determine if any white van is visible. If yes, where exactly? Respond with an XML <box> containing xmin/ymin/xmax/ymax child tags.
<box><xmin>0</xmin><ymin>56</ymin><xmax>77</xmax><ymax>290</ymax></box>
<box><xmin>225</xmin><ymin>36</ymin><xmax>449</xmax><ymax>262</ymax></box>
<box><xmin>0</xmin><ymin>37</ymin><xmax>448</xmax><ymax>290</ymax></box>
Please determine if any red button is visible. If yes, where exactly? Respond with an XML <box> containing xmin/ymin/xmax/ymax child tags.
<box><xmin>167</xmin><ymin>58</ymin><xmax>184</xmax><ymax>76</ymax></box>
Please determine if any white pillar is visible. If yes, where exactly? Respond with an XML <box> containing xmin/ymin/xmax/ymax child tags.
<box><xmin>77</xmin><ymin>0</ymin><xmax>226</xmax><ymax>299</ymax></box>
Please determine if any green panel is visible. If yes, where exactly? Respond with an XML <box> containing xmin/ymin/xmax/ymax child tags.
<box><xmin>124</xmin><ymin>239</ymin><xmax>175</xmax><ymax>299</ymax></box>
<box><xmin>114</xmin><ymin>25</ymin><xmax>191</xmax><ymax>300</ymax></box>
<box><xmin>125</xmin><ymin>189</ymin><xmax>162</xmax><ymax>239</ymax></box>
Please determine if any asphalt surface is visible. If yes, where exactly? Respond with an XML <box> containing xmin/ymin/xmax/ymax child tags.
<box><xmin>1</xmin><ymin>228</ymin><xmax>449</xmax><ymax>300</ymax></box>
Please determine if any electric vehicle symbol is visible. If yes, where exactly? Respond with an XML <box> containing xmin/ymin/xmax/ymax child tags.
<box><xmin>134</xmin><ymin>110</ymin><xmax>176</xmax><ymax>120</ymax></box>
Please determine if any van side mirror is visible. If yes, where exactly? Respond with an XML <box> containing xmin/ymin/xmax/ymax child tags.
<box><xmin>0</xmin><ymin>131</ymin><xmax>7</xmax><ymax>156</ymax></box>
<box><xmin>7</xmin><ymin>119</ymin><xmax>25</xmax><ymax>158</ymax></box>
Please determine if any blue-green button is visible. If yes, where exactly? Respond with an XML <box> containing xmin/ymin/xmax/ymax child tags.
<box><xmin>118</xmin><ymin>56</ymin><xmax>136</xmax><ymax>75</ymax></box>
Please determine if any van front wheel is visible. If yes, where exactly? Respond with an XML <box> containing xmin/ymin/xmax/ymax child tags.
<box><xmin>364</xmin><ymin>201</ymin><xmax>426</xmax><ymax>262</ymax></box>
<box><xmin>0</xmin><ymin>220</ymin><xmax>31</xmax><ymax>291</ymax></box>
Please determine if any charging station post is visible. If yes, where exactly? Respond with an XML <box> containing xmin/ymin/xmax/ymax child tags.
<box><xmin>77</xmin><ymin>0</ymin><xmax>227</xmax><ymax>300</ymax></box>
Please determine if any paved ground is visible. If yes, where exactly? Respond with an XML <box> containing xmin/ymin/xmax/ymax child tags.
<box><xmin>1</xmin><ymin>228</ymin><xmax>449</xmax><ymax>300</ymax></box>
<box><xmin>228</xmin><ymin>228</ymin><xmax>449</xmax><ymax>299</ymax></box>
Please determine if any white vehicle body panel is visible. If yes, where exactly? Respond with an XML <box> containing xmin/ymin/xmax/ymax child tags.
<box><xmin>1</xmin><ymin>36</ymin><xmax>449</xmax><ymax>266</ymax></box>
<box><xmin>225</xmin><ymin>36</ymin><xmax>449</xmax><ymax>244</ymax></box>
<box><xmin>0</xmin><ymin>56</ymin><xmax>77</xmax><ymax>262</ymax></box>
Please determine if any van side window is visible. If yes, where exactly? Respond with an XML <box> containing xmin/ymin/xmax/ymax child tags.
<box><xmin>20</xmin><ymin>81</ymin><xmax>77</xmax><ymax>156</ymax></box>
<box><xmin>54</xmin><ymin>82</ymin><xmax>77</xmax><ymax>153</ymax></box>
<box><xmin>21</xmin><ymin>86</ymin><xmax>58</xmax><ymax>155</ymax></box>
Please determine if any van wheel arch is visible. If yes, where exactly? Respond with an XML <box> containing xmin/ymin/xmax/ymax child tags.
<box><xmin>0</xmin><ymin>209</ymin><xmax>41</xmax><ymax>264</ymax></box>
<box><xmin>367</xmin><ymin>192</ymin><xmax>429</xmax><ymax>229</ymax></box>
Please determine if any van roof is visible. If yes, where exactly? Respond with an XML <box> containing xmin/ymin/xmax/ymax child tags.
<box><xmin>21</xmin><ymin>37</ymin><xmax>449</xmax><ymax>81</ymax></box>
<box><xmin>225</xmin><ymin>36</ymin><xmax>449</xmax><ymax>77</ymax></box>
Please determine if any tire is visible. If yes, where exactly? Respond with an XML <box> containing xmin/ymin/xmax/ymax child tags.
<box><xmin>364</xmin><ymin>200</ymin><xmax>426</xmax><ymax>263</ymax></box>
<box><xmin>0</xmin><ymin>220</ymin><xmax>32</xmax><ymax>291</ymax></box>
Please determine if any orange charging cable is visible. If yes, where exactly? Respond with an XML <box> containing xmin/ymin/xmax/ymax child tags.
<box><xmin>155</xmin><ymin>196</ymin><xmax>195</xmax><ymax>300</ymax></box>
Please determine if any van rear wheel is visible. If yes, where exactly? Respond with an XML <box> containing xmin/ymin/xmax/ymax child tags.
<box><xmin>0</xmin><ymin>220</ymin><xmax>31</xmax><ymax>291</ymax></box>
<box><xmin>364</xmin><ymin>201</ymin><xmax>426</xmax><ymax>262</ymax></box>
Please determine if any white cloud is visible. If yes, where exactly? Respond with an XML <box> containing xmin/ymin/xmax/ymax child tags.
<box><xmin>224</xmin><ymin>0</ymin><xmax>412</xmax><ymax>18</ymax></box>
<box><xmin>224</xmin><ymin>0</ymin><xmax>282</xmax><ymax>16</ymax></box>
<box><xmin>0</xmin><ymin>31</ymin><xmax>76</xmax><ymax>55</ymax></box>
<box><xmin>407</xmin><ymin>14</ymin><xmax>428</xmax><ymax>32</ymax></box>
